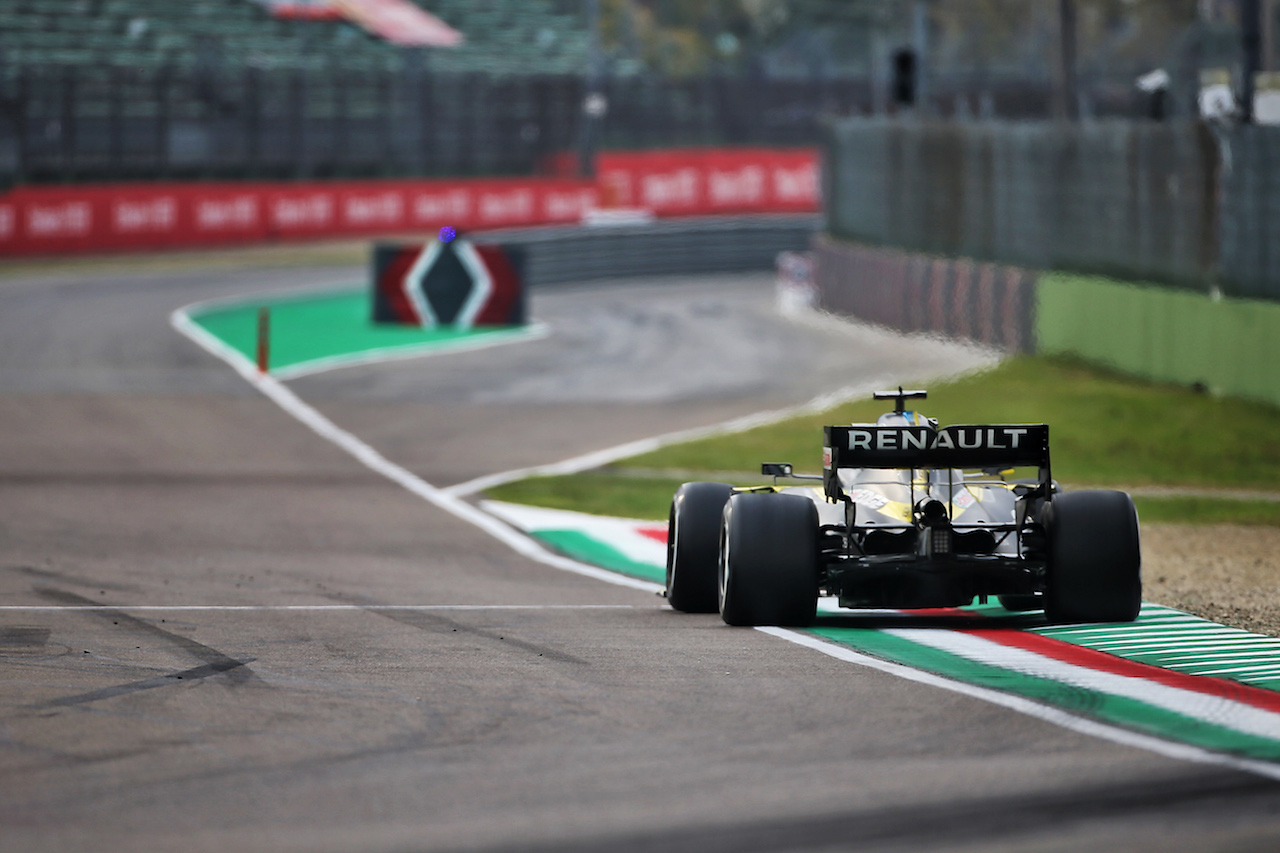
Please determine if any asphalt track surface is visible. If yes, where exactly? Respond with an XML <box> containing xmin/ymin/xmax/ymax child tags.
<box><xmin>2</xmin><ymin>260</ymin><xmax>1279</xmax><ymax>852</ymax></box>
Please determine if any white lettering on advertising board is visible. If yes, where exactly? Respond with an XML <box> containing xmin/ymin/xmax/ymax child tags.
<box><xmin>113</xmin><ymin>197</ymin><xmax>177</xmax><ymax>233</ymax></box>
<box><xmin>272</xmin><ymin>194</ymin><xmax>334</xmax><ymax>230</ymax></box>
<box><xmin>28</xmin><ymin>201</ymin><xmax>92</xmax><ymax>238</ymax></box>
<box><xmin>708</xmin><ymin>166</ymin><xmax>765</xmax><ymax>206</ymax></box>
<box><xmin>196</xmin><ymin>196</ymin><xmax>258</xmax><ymax>231</ymax></box>
<box><xmin>344</xmin><ymin>193</ymin><xmax>403</xmax><ymax>227</ymax></box>
<box><xmin>478</xmin><ymin>189</ymin><xmax>534</xmax><ymax>223</ymax></box>
<box><xmin>641</xmin><ymin>168</ymin><xmax>699</xmax><ymax>208</ymax></box>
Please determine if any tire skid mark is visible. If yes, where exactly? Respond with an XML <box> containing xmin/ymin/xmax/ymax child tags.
<box><xmin>322</xmin><ymin>591</ymin><xmax>590</xmax><ymax>666</ymax></box>
<box><xmin>44</xmin><ymin>658</ymin><xmax>255</xmax><ymax>708</ymax></box>
<box><xmin>36</xmin><ymin>588</ymin><xmax>262</xmax><ymax>701</ymax></box>
<box><xmin>172</xmin><ymin>289</ymin><xmax>1280</xmax><ymax>782</ymax></box>
<box><xmin>508</xmin><ymin>515</ymin><xmax>1280</xmax><ymax>777</ymax></box>
<box><xmin>11</xmin><ymin>564</ymin><xmax>141</xmax><ymax>593</ymax></box>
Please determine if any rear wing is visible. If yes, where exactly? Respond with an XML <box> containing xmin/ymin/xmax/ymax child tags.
<box><xmin>823</xmin><ymin>424</ymin><xmax>1050</xmax><ymax>501</ymax></box>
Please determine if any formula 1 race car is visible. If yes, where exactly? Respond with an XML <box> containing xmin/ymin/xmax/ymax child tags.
<box><xmin>665</xmin><ymin>388</ymin><xmax>1141</xmax><ymax>627</ymax></box>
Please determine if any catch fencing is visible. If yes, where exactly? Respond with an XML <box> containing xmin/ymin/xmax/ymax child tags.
<box><xmin>1219</xmin><ymin>126</ymin><xmax>1280</xmax><ymax>300</ymax></box>
<box><xmin>0</xmin><ymin>65</ymin><xmax>859</xmax><ymax>185</ymax></box>
<box><xmin>824</xmin><ymin>118</ymin><xmax>1218</xmax><ymax>290</ymax></box>
<box><xmin>823</xmin><ymin>117</ymin><xmax>1280</xmax><ymax>301</ymax></box>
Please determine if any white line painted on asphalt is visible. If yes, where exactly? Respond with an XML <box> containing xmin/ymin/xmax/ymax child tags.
<box><xmin>442</xmin><ymin>314</ymin><xmax>1002</xmax><ymax>496</ymax></box>
<box><xmin>171</xmin><ymin>304</ymin><xmax>664</xmax><ymax>596</ymax></box>
<box><xmin>175</xmin><ymin>288</ymin><xmax>1280</xmax><ymax>783</ymax></box>
<box><xmin>758</xmin><ymin>626</ymin><xmax>1280</xmax><ymax>783</ymax></box>
<box><xmin>271</xmin><ymin>323</ymin><xmax>551</xmax><ymax>380</ymax></box>
<box><xmin>176</xmin><ymin>284</ymin><xmax>551</xmax><ymax>380</ymax></box>
<box><xmin>0</xmin><ymin>604</ymin><xmax>651</xmax><ymax>612</ymax></box>
<box><xmin>441</xmin><ymin>377</ymin><xmax>906</xmax><ymax>496</ymax></box>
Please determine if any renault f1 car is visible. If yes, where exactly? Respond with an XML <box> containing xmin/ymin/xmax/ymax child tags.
<box><xmin>665</xmin><ymin>388</ymin><xmax>1141</xmax><ymax>627</ymax></box>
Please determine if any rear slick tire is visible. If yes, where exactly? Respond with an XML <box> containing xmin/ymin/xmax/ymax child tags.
<box><xmin>1043</xmin><ymin>490</ymin><xmax>1142</xmax><ymax>624</ymax></box>
<box><xmin>666</xmin><ymin>482</ymin><xmax>734</xmax><ymax>613</ymax></box>
<box><xmin>718</xmin><ymin>492</ymin><xmax>819</xmax><ymax>627</ymax></box>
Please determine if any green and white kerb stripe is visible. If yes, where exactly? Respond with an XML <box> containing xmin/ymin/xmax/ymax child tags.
<box><xmin>489</xmin><ymin>501</ymin><xmax>1280</xmax><ymax>768</ymax></box>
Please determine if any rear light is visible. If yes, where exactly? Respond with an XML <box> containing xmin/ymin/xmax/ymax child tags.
<box><xmin>931</xmin><ymin>527</ymin><xmax>952</xmax><ymax>555</ymax></box>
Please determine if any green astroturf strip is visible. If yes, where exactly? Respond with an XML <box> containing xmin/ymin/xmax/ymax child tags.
<box><xmin>190</xmin><ymin>289</ymin><xmax>521</xmax><ymax>372</ymax></box>
<box><xmin>808</xmin><ymin>626</ymin><xmax>1280</xmax><ymax>760</ymax></box>
<box><xmin>1033</xmin><ymin>605</ymin><xmax>1280</xmax><ymax>692</ymax></box>
<box><xmin>532</xmin><ymin>530</ymin><xmax>667</xmax><ymax>585</ymax></box>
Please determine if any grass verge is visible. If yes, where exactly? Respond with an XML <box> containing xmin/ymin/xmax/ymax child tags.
<box><xmin>485</xmin><ymin>356</ymin><xmax>1280</xmax><ymax>526</ymax></box>
<box><xmin>489</xmin><ymin>473</ymin><xmax>728</xmax><ymax>521</ymax></box>
<box><xmin>1132</xmin><ymin>497</ymin><xmax>1280</xmax><ymax>527</ymax></box>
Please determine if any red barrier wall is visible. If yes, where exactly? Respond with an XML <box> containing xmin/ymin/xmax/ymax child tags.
<box><xmin>0</xmin><ymin>148</ymin><xmax>818</xmax><ymax>257</ymax></box>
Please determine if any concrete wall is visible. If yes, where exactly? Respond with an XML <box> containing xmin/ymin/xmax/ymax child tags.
<box><xmin>811</xmin><ymin>233</ymin><xmax>1037</xmax><ymax>353</ymax></box>
<box><xmin>1038</xmin><ymin>273</ymin><xmax>1280</xmax><ymax>406</ymax></box>
<box><xmin>813</xmin><ymin>235</ymin><xmax>1280</xmax><ymax>407</ymax></box>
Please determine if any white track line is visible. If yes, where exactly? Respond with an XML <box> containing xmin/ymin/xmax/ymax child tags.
<box><xmin>443</xmin><ymin>376</ymin><xmax>903</xmax><ymax>496</ymax></box>
<box><xmin>272</xmin><ymin>323</ymin><xmax>551</xmax><ymax>380</ymax></box>
<box><xmin>443</xmin><ymin>305</ymin><xmax>1003</xmax><ymax>496</ymax></box>
<box><xmin>170</xmin><ymin>305</ymin><xmax>661</xmax><ymax>596</ymax></box>
<box><xmin>173</xmin><ymin>291</ymin><xmax>1280</xmax><ymax>783</ymax></box>
<box><xmin>177</xmin><ymin>284</ymin><xmax>550</xmax><ymax>381</ymax></box>
<box><xmin>0</xmin><ymin>604</ymin><xmax>648</xmax><ymax>612</ymax></box>
<box><xmin>760</xmin><ymin>628</ymin><xmax>1280</xmax><ymax>782</ymax></box>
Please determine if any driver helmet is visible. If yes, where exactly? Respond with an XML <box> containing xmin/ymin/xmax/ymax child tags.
<box><xmin>875</xmin><ymin>410</ymin><xmax>935</xmax><ymax>427</ymax></box>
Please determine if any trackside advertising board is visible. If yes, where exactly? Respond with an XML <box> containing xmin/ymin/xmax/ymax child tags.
<box><xmin>0</xmin><ymin>148</ymin><xmax>818</xmax><ymax>257</ymax></box>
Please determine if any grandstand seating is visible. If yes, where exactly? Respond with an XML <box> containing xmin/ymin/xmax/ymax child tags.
<box><xmin>0</xmin><ymin>0</ymin><xmax>592</xmax><ymax>76</ymax></box>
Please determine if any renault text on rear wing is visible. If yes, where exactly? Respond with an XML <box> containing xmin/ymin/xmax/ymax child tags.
<box><xmin>824</xmin><ymin>424</ymin><xmax>1049</xmax><ymax>471</ymax></box>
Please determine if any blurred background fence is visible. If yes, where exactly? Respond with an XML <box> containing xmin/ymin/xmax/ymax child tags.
<box><xmin>823</xmin><ymin>117</ymin><xmax>1280</xmax><ymax>301</ymax></box>
<box><xmin>1220</xmin><ymin>126</ymin><xmax>1280</xmax><ymax>299</ymax></box>
<box><xmin>0</xmin><ymin>65</ymin><xmax>860</xmax><ymax>184</ymax></box>
<box><xmin>5</xmin><ymin>0</ymin><xmax>1255</xmax><ymax>187</ymax></box>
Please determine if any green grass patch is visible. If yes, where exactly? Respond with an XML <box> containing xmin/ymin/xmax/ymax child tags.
<box><xmin>1133</xmin><ymin>496</ymin><xmax>1280</xmax><ymax>526</ymax></box>
<box><xmin>486</xmin><ymin>356</ymin><xmax>1280</xmax><ymax>526</ymax></box>
<box><xmin>622</xmin><ymin>356</ymin><xmax>1280</xmax><ymax>489</ymax></box>
<box><xmin>489</xmin><ymin>473</ymin><xmax>708</xmax><ymax>521</ymax></box>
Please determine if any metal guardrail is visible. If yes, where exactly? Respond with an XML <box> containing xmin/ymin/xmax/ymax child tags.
<box><xmin>481</xmin><ymin>214</ymin><xmax>821</xmax><ymax>286</ymax></box>
<box><xmin>824</xmin><ymin>118</ymin><xmax>1217</xmax><ymax>291</ymax></box>
<box><xmin>0</xmin><ymin>62</ymin><xmax>852</xmax><ymax>185</ymax></box>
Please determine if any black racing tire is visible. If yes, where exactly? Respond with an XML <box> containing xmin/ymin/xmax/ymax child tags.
<box><xmin>666</xmin><ymin>482</ymin><xmax>735</xmax><ymax>613</ymax></box>
<box><xmin>1043</xmin><ymin>490</ymin><xmax>1142</xmax><ymax>624</ymax></box>
<box><xmin>718</xmin><ymin>492</ymin><xmax>819</xmax><ymax>627</ymax></box>
<box><xmin>998</xmin><ymin>594</ymin><xmax>1043</xmax><ymax>612</ymax></box>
